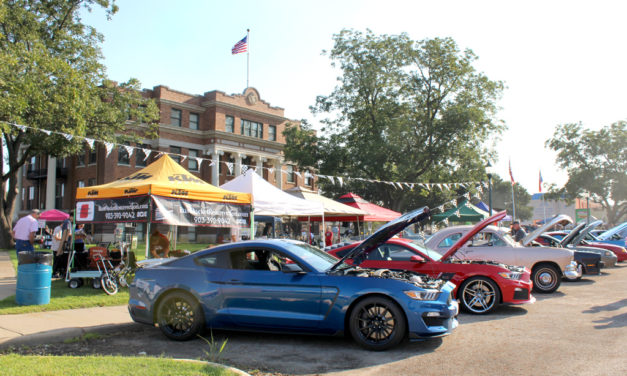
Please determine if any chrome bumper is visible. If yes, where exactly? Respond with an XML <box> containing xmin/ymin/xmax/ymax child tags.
<box><xmin>563</xmin><ymin>261</ymin><xmax>580</xmax><ymax>280</ymax></box>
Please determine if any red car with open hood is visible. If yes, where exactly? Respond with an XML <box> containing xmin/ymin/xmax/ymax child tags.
<box><xmin>327</xmin><ymin>211</ymin><xmax>535</xmax><ymax>314</ymax></box>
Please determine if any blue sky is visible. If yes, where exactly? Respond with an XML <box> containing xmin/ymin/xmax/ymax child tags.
<box><xmin>81</xmin><ymin>0</ymin><xmax>627</xmax><ymax>193</ymax></box>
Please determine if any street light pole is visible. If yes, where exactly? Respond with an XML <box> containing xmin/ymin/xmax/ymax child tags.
<box><xmin>486</xmin><ymin>162</ymin><xmax>493</xmax><ymax>215</ymax></box>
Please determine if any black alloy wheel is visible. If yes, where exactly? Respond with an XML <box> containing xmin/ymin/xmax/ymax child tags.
<box><xmin>349</xmin><ymin>296</ymin><xmax>406</xmax><ymax>351</ymax></box>
<box><xmin>156</xmin><ymin>291</ymin><xmax>204</xmax><ymax>341</ymax></box>
<box><xmin>531</xmin><ymin>264</ymin><xmax>561</xmax><ymax>293</ymax></box>
<box><xmin>458</xmin><ymin>277</ymin><xmax>500</xmax><ymax>314</ymax></box>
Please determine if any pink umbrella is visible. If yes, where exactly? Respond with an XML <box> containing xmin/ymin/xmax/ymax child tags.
<box><xmin>39</xmin><ymin>209</ymin><xmax>69</xmax><ymax>221</ymax></box>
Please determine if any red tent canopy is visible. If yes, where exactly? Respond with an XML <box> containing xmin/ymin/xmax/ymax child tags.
<box><xmin>336</xmin><ymin>193</ymin><xmax>401</xmax><ymax>222</ymax></box>
<box><xmin>39</xmin><ymin>209</ymin><xmax>69</xmax><ymax>221</ymax></box>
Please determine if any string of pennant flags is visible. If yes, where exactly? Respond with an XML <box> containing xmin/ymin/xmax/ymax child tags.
<box><xmin>3</xmin><ymin>121</ymin><xmax>485</xmax><ymax>193</ymax></box>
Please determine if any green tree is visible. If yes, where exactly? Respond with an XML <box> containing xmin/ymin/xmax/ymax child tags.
<box><xmin>546</xmin><ymin>121</ymin><xmax>626</xmax><ymax>225</ymax></box>
<box><xmin>0</xmin><ymin>0</ymin><xmax>159</xmax><ymax>248</ymax></box>
<box><xmin>289</xmin><ymin>30</ymin><xmax>505</xmax><ymax>212</ymax></box>
<box><xmin>483</xmin><ymin>175</ymin><xmax>533</xmax><ymax>221</ymax></box>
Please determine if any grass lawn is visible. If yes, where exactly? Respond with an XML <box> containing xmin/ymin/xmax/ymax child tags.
<box><xmin>0</xmin><ymin>243</ymin><xmax>210</xmax><ymax>315</ymax></box>
<box><xmin>0</xmin><ymin>354</ymin><xmax>236</xmax><ymax>376</ymax></box>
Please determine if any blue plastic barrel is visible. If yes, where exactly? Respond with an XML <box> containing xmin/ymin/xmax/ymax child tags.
<box><xmin>16</xmin><ymin>251</ymin><xmax>53</xmax><ymax>305</ymax></box>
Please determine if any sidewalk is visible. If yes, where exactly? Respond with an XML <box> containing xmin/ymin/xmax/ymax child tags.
<box><xmin>0</xmin><ymin>251</ymin><xmax>135</xmax><ymax>348</ymax></box>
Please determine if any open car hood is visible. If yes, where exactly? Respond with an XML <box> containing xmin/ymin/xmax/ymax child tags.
<box><xmin>571</xmin><ymin>220</ymin><xmax>603</xmax><ymax>246</ymax></box>
<box><xmin>559</xmin><ymin>222</ymin><xmax>586</xmax><ymax>247</ymax></box>
<box><xmin>441</xmin><ymin>211</ymin><xmax>507</xmax><ymax>261</ymax></box>
<box><xmin>521</xmin><ymin>214</ymin><xmax>573</xmax><ymax>246</ymax></box>
<box><xmin>329</xmin><ymin>207</ymin><xmax>430</xmax><ymax>271</ymax></box>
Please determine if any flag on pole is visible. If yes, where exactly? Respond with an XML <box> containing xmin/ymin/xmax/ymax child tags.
<box><xmin>509</xmin><ymin>159</ymin><xmax>515</xmax><ymax>186</ymax></box>
<box><xmin>231</xmin><ymin>36</ymin><xmax>248</xmax><ymax>54</ymax></box>
<box><xmin>539</xmin><ymin>170</ymin><xmax>543</xmax><ymax>192</ymax></box>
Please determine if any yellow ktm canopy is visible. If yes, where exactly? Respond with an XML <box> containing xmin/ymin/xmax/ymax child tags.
<box><xmin>76</xmin><ymin>155</ymin><xmax>251</xmax><ymax>204</ymax></box>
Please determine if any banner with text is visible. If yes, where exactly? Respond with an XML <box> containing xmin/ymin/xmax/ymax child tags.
<box><xmin>76</xmin><ymin>196</ymin><xmax>150</xmax><ymax>223</ymax></box>
<box><xmin>151</xmin><ymin>195</ymin><xmax>250</xmax><ymax>228</ymax></box>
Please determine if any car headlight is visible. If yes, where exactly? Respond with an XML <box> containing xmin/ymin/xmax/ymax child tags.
<box><xmin>404</xmin><ymin>290</ymin><xmax>441</xmax><ymax>301</ymax></box>
<box><xmin>605</xmin><ymin>251</ymin><xmax>613</xmax><ymax>257</ymax></box>
<box><xmin>498</xmin><ymin>272</ymin><xmax>522</xmax><ymax>280</ymax></box>
<box><xmin>622</xmin><ymin>248</ymin><xmax>627</xmax><ymax>254</ymax></box>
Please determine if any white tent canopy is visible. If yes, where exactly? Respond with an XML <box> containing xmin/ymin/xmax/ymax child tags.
<box><xmin>221</xmin><ymin>170</ymin><xmax>324</xmax><ymax>216</ymax></box>
<box><xmin>285</xmin><ymin>186</ymin><xmax>367</xmax><ymax>220</ymax></box>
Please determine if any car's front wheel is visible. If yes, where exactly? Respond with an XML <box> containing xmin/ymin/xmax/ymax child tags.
<box><xmin>348</xmin><ymin>296</ymin><xmax>406</xmax><ymax>351</ymax></box>
<box><xmin>458</xmin><ymin>277</ymin><xmax>500</xmax><ymax>314</ymax></box>
<box><xmin>532</xmin><ymin>264</ymin><xmax>561</xmax><ymax>293</ymax></box>
<box><xmin>156</xmin><ymin>291</ymin><xmax>204</xmax><ymax>341</ymax></box>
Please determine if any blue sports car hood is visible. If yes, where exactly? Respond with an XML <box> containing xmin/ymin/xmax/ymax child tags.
<box><xmin>330</xmin><ymin>207</ymin><xmax>430</xmax><ymax>271</ymax></box>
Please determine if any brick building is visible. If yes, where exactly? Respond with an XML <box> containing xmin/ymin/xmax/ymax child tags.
<box><xmin>15</xmin><ymin>86</ymin><xmax>316</xmax><ymax>241</ymax></box>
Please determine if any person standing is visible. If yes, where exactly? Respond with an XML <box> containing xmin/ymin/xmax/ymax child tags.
<box><xmin>11</xmin><ymin>209</ymin><xmax>40</xmax><ymax>253</ymax></box>
<box><xmin>51</xmin><ymin>223</ymin><xmax>65</xmax><ymax>278</ymax></box>
<box><xmin>325</xmin><ymin>226</ymin><xmax>333</xmax><ymax>247</ymax></box>
<box><xmin>510</xmin><ymin>221</ymin><xmax>527</xmax><ymax>243</ymax></box>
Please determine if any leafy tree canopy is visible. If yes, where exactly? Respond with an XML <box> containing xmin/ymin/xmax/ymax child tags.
<box><xmin>286</xmin><ymin>30</ymin><xmax>505</xmax><ymax>212</ymax></box>
<box><xmin>546</xmin><ymin>121</ymin><xmax>626</xmax><ymax>225</ymax></box>
<box><xmin>0</xmin><ymin>0</ymin><xmax>160</xmax><ymax>247</ymax></box>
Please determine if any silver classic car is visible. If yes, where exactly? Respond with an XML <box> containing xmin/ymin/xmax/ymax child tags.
<box><xmin>426</xmin><ymin>212</ymin><xmax>578</xmax><ymax>293</ymax></box>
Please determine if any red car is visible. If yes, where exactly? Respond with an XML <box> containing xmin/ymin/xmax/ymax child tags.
<box><xmin>327</xmin><ymin>221</ymin><xmax>535</xmax><ymax>315</ymax></box>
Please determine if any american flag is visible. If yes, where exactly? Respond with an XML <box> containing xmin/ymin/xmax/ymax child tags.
<box><xmin>509</xmin><ymin>159</ymin><xmax>515</xmax><ymax>186</ymax></box>
<box><xmin>231</xmin><ymin>36</ymin><xmax>248</xmax><ymax>54</ymax></box>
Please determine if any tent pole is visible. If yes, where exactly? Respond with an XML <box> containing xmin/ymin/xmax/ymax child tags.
<box><xmin>145</xmin><ymin>222</ymin><xmax>151</xmax><ymax>259</ymax></box>
<box><xmin>250</xmin><ymin>208</ymin><xmax>255</xmax><ymax>240</ymax></box>
<box><xmin>173</xmin><ymin>225</ymin><xmax>177</xmax><ymax>252</ymax></box>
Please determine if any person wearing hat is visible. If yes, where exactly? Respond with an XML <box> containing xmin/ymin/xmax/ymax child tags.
<box><xmin>510</xmin><ymin>221</ymin><xmax>527</xmax><ymax>243</ymax></box>
<box><xmin>11</xmin><ymin>209</ymin><xmax>41</xmax><ymax>253</ymax></box>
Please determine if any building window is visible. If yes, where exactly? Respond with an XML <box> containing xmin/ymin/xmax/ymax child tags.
<box><xmin>170</xmin><ymin>108</ymin><xmax>182</xmax><ymax>127</ymax></box>
<box><xmin>136</xmin><ymin>144</ymin><xmax>150</xmax><ymax>167</ymax></box>
<box><xmin>88</xmin><ymin>178</ymin><xmax>96</xmax><ymax>186</ymax></box>
<box><xmin>77</xmin><ymin>180</ymin><xmax>85</xmax><ymax>188</ymax></box>
<box><xmin>29</xmin><ymin>186</ymin><xmax>34</xmax><ymax>200</ymax></box>
<box><xmin>118</xmin><ymin>145</ymin><xmax>130</xmax><ymax>165</ymax></box>
<box><xmin>55</xmin><ymin>183</ymin><xmax>64</xmax><ymax>209</ymax></box>
<box><xmin>241</xmin><ymin>119</ymin><xmax>263</xmax><ymax>138</ymax></box>
<box><xmin>88</xmin><ymin>148</ymin><xmax>97</xmax><ymax>165</ymax></box>
<box><xmin>170</xmin><ymin>146</ymin><xmax>181</xmax><ymax>164</ymax></box>
<box><xmin>189</xmin><ymin>113</ymin><xmax>199</xmax><ymax>130</ymax></box>
<box><xmin>269</xmin><ymin>125</ymin><xmax>276</xmax><ymax>141</ymax></box>
<box><xmin>304</xmin><ymin>171</ymin><xmax>312</xmax><ymax>186</ymax></box>
<box><xmin>77</xmin><ymin>153</ymin><xmax>85</xmax><ymax>167</ymax></box>
<box><xmin>29</xmin><ymin>156</ymin><xmax>36</xmax><ymax>171</ymax></box>
<box><xmin>225</xmin><ymin>115</ymin><xmax>234</xmax><ymax>133</ymax></box>
<box><xmin>287</xmin><ymin>165</ymin><xmax>295</xmax><ymax>183</ymax></box>
<box><xmin>188</xmin><ymin>149</ymin><xmax>199</xmax><ymax>171</ymax></box>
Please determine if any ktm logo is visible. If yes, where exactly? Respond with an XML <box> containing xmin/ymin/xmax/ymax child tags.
<box><xmin>222</xmin><ymin>194</ymin><xmax>238</xmax><ymax>201</ymax></box>
<box><xmin>87</xmin><ymin>190</ymin><xmax>99</xmax><ymax>196</ymax></box>
<box><xmin>124</xmin><ymin>188</ymin><xmax>138</xmax><ymax>194</ymax></box>
<box><xmin>171</xmin><ymin>189</ymin><xmax>188</xmax><ymax>196</ymax></box>
<box><xmin>121</xmin><ymin>173</ymin><xmax>152</xmax><ymax>181</ymax></box>
<box><xmin>168</xmin><ymin>174</ymin><xmax>203</xmax><ymax>184</ymax></box>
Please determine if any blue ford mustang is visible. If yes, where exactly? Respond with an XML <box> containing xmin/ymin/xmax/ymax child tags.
<box><xmin>128</xmin><ymin>207</ymin><xmax>458</xmax><ymax>350</ymax></box>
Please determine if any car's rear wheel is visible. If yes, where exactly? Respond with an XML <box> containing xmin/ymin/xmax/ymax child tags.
<box><xmin>156</xmin><ymin>291</ymin><xmax>204</xmax><ymax>341</ymax></box>
<box><xmin>349</xmin><ymin>296</ymin><xmax>406</xmax><ymax>351</ymax></box>
<box><xmin>532</xmin><ymin>264</ymin><xmax>561</xmax><ymax>293</ymax></box>
<box><xmin>458</xmin><ymin>277</ymin><xmax>500</xmax><ymax>314</ymax></box>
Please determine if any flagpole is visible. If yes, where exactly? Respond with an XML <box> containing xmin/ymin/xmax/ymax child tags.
<box><xmin>246</xmin><ymin>29</ymin><xmax>250</xmax><ymax>89</ymax></box>
<box><xmin>511</xmin><ymin>184</ymin><xmax>516</xmax><ymax>222</ymax></box>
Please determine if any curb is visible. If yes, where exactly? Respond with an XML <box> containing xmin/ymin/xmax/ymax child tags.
<box><xmin>174</xmin><ymin>358</ymin><xmax>251</xmax><ymax>376</ymax></box>
<box><xmin>0</xmin><ymin>322</ymin><xmax>138</xmax><ymax>349</ymax></box>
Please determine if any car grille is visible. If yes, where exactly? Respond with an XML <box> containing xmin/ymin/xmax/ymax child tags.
<box><xmin>422</xmin><ymin>315</ymin><xmax>447</xmax><ymax>327</ymax></box>
<box><xmin>513</xmin><ymin>288</ymin><xmax>529</xmax><ymax>300</ymax></box>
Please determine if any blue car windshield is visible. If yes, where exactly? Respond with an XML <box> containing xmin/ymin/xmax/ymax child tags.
<box><xmin>281</xmin><ymin>241</ymin><xmax>341</xmax><ymax>272</ymax></box>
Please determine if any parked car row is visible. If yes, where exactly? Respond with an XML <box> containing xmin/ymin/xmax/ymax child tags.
<box><xmin>127</xmin><ymin>208</ymin><xmax>626</xmax><ymax>351</ymax></box>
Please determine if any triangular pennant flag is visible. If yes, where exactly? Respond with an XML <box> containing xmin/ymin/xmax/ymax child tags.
<box><xmin>63</xmin><ymin>133</ymin><xmax>73</xmax><ymax>141</ymax></box>
<box><xmin>85</xmin><ymin>138</ymin><xmax>95</xmax><ymax>149</ymax></box>
<box><xmin>409</xmin><ymin>183</ymin><xmax>415</xmax><ymax>190</ymax></box>
<box><xmin>195</xmin><ymin>157</ymin><xmax>203</xmax><ymax>167</ymax></box>
<box><xmin>226</xmin><ymin>162</ymin><xmax>233</xmax><ymax>175</ymax></box>
<box><xmin>104</xmin><ymin>142</ymin><xmax>114</xmax><ymax>158</ymax></box>
<box><xmin>443</xmin><ymin>184</ymin><xmax>450</xmax><ymax>190</ymax></box>
<box><xmin>124</xmin><ymin>145</ymin><xmax>134</xmax><ymax>158</ymax></box>
<box><xmin>294</xmin><ymin>171</ymin><xmax>302</xmax><ymax>178</ymax></box>
<box><xmin>396</xmin><ymin>182</ymin><xmax>404</xmax><ymax>190</ymax></box>
<box><xmin>337</xmin><ymin>177</ymin><xmax>343</xmax><ymax>187</ymax></box>
<box><xmin>268</xmin><ymin>167</ymin><xmax>274</xmax><ymax>174</ymax></box>
<box><xmin>42</xmin><ymin>129</ymin><xmax>51</xmax><ymax>136</ymax></box>
<box><xmin>142</xmin><ymin>149</ymin><xmax>152</xmax><ymax>161</ymax></box>
<box><xmin>443</xmin><ymin>218</ymin><xmax>449</xmax><ymax>226</ymax></box>
<box><xmin>208</xmin><ymin>159</ymin><xmax>215</xmax><ymax>167</ymax></box>
<box><xmin>454</xmin><ymin>210</ymin><xmax>461</xmax><ymax>217</ymax></box>
<box><xmin>15</xmin><ymin>124</ymin><xmax>27</xmax><ymax>132</ymax></box>
<box><xmin>328</xmin><ymin>176</ymin><xmax>335</xmax><ymax>184</ymax></box>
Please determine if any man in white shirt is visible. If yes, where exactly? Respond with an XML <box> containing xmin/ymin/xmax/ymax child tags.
<box><xmin>12</xmin><ymin>209</ymin><xmax>41</xmax><ymax>253</ymax></box>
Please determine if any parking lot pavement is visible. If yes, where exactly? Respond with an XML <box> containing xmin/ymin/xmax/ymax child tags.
<box><xmin>5</xmin><ymin>265</ymin><xmax>626</xmax><ymax>376</ymax></box>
